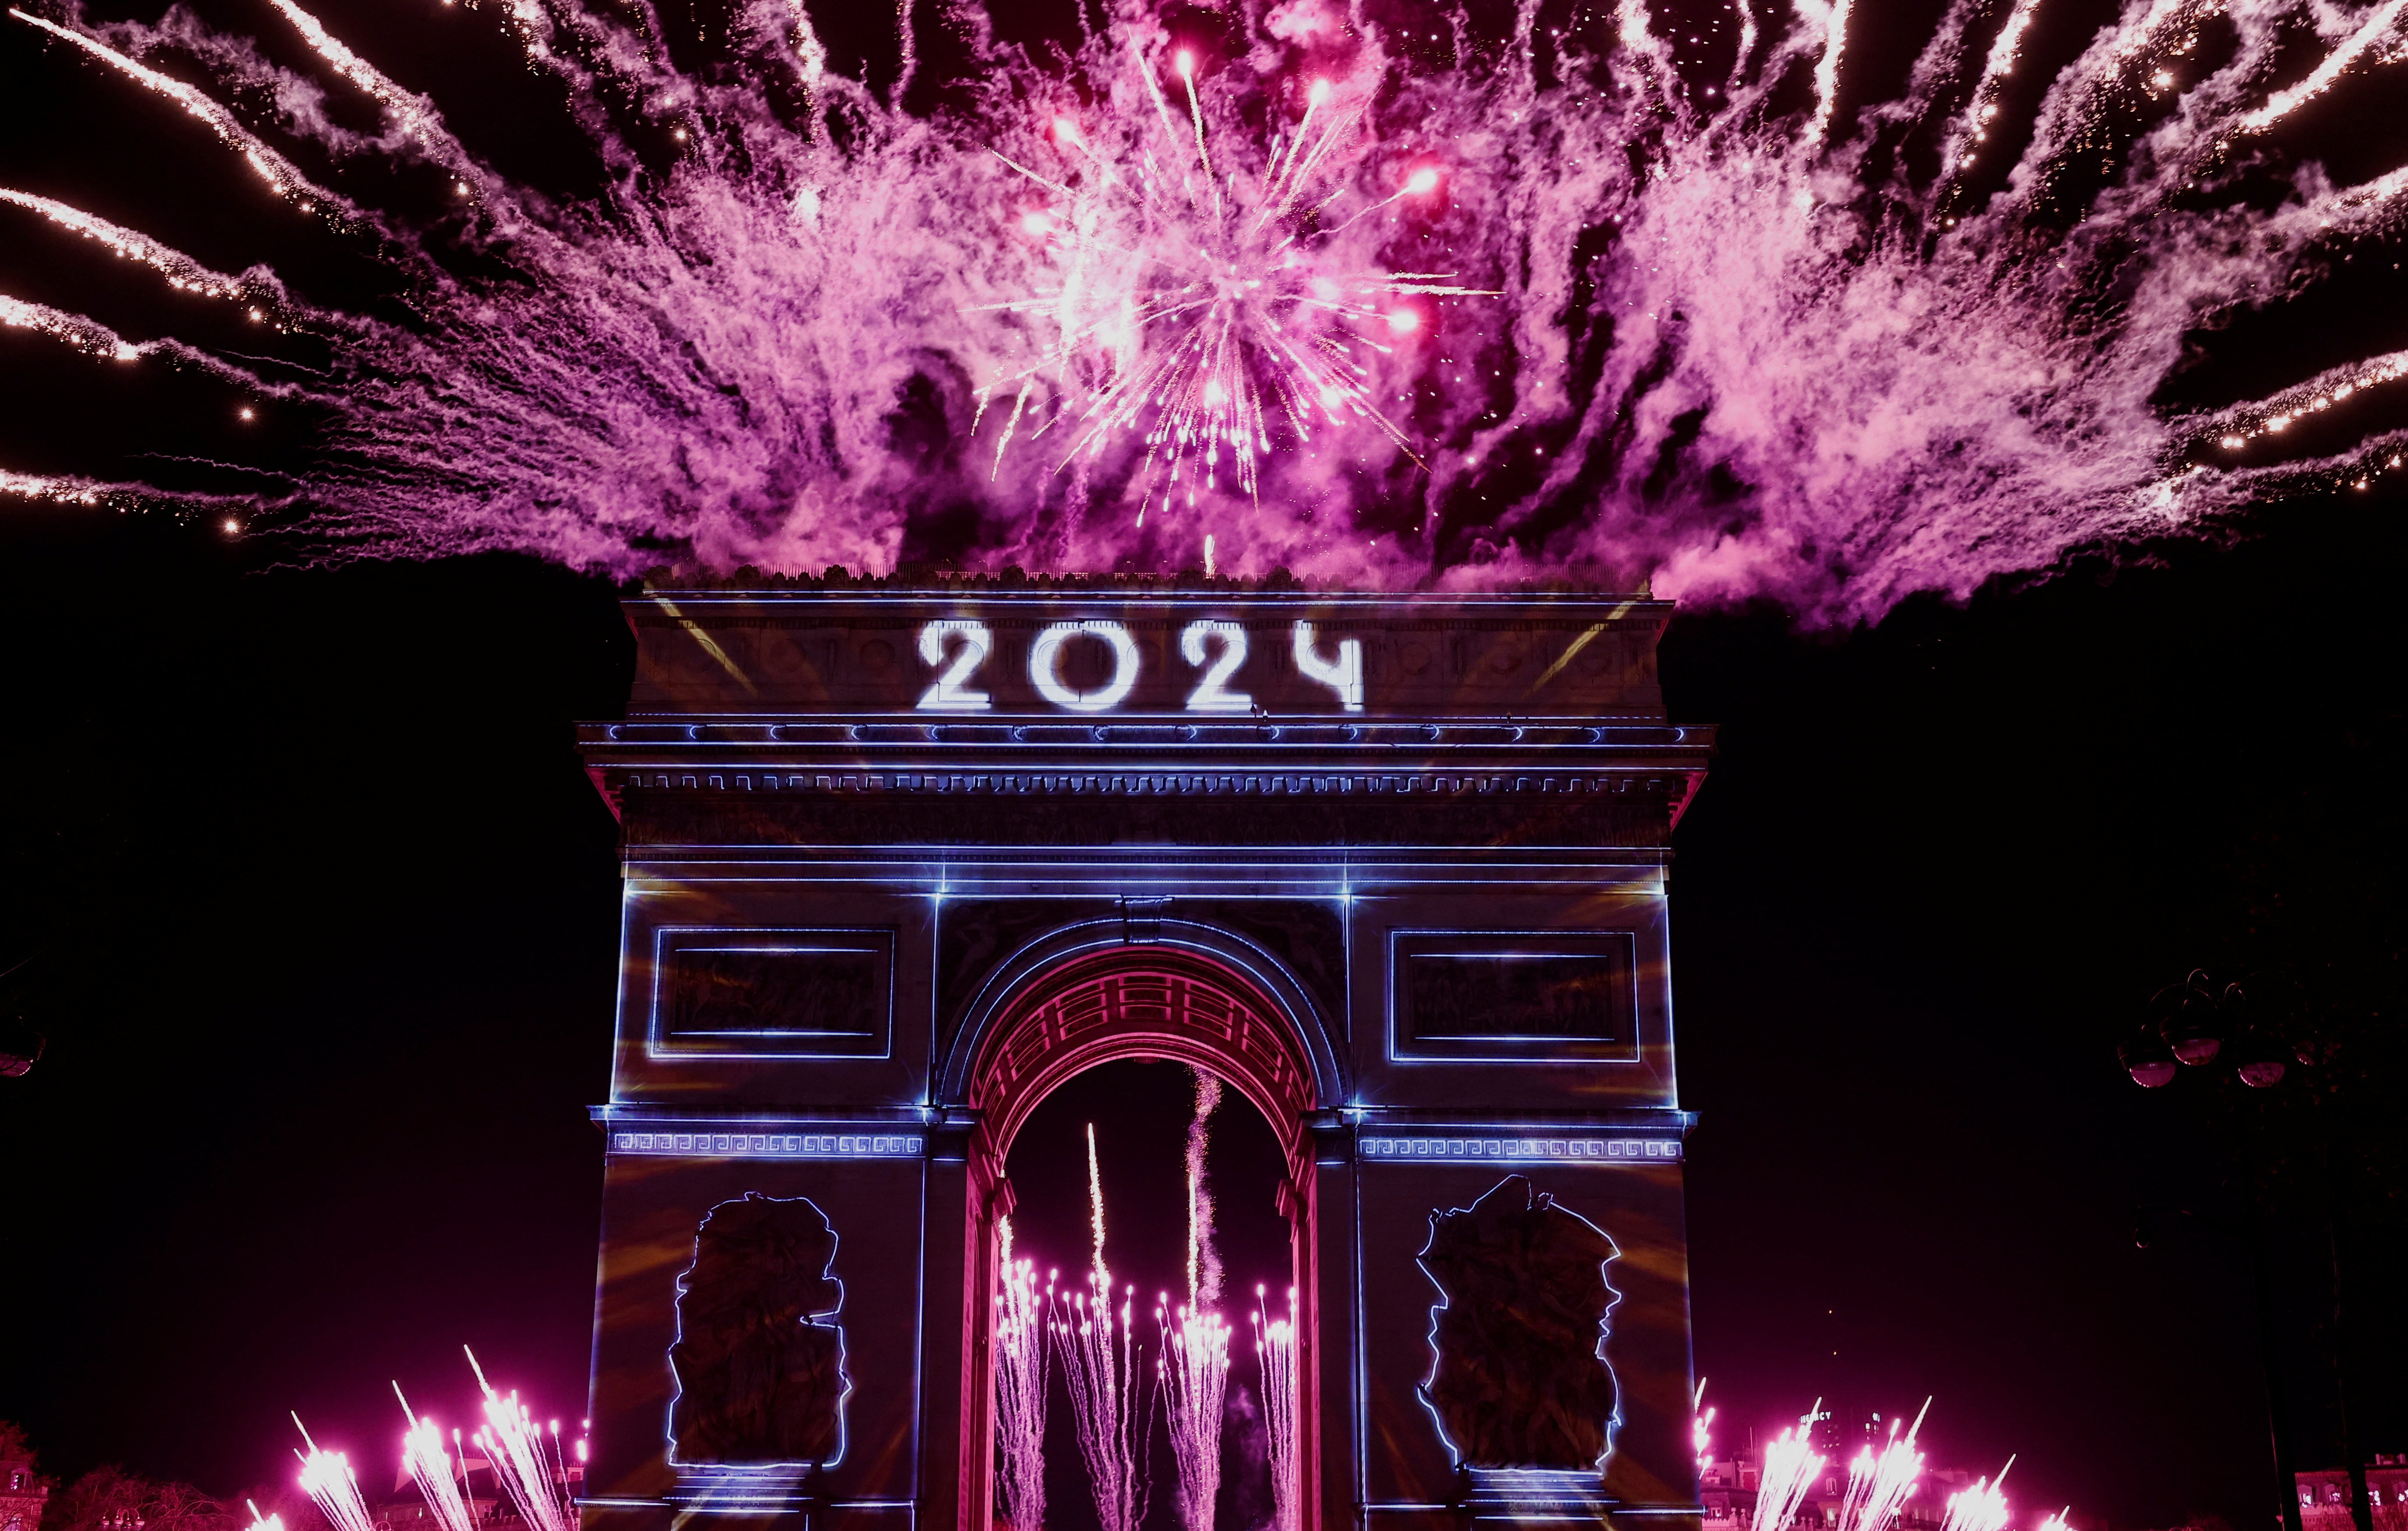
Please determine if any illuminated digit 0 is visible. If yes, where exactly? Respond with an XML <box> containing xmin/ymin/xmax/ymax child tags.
<box><xmin>1029</xmin><ymin>620</ymin><xmax>1141</xmax><ymax>712</ymax></box>
<box><xmin>1180</xmin><ymin>619</ymin><xmax>1253</xmax><ymax>712</ymax></box>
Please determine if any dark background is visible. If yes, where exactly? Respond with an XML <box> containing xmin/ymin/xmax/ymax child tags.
<box><xmin>1</xmin><ymin>0</ymin><xmax>2405</xmax><ymax>1515</ymax></box>
<box><xmin>2</xmin><ymin>500</ymin><xmax>2402</xmax><ymax>1530</ymax></box>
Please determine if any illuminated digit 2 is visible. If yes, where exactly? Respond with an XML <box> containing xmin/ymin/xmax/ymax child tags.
<box><xmin>916</xmin><ymin>619</ymin><xmax>993</xmax><ymax>711</ymax></box>
<box><xmin>1180</xmin><ymin>620</ymin><xmax>1253</xmax><ymax>712</ymax></box>
<box><xmin>1029</xmin><ymin>620</ymin><xmax>1141</xmax><ymax>712</ymax></box>
<box><xmin>1292</xmin><ymin>620</ymin><xmax>1364</xmax><ymax>711</ymax></box>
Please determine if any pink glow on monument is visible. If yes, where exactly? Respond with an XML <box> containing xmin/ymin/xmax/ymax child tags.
<box><xmin>2</xmin><ymin>0</ymin><xmax>2405</xmax><ymax>617</ymax></box>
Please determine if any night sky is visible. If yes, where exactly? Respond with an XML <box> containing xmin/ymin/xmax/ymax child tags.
<box><xmin>1</xmin><ymin>500</ymin><xmax>2401</xmax><ymax>1530</ymax></box>
<box><xmin>2</xmin><ymin>0</ymin><xmax>2406</xmax><ymax>1516</ymax></box>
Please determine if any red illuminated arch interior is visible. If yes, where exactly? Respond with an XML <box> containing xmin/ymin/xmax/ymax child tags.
<box><xmin>956</xmin><ymin>944</ymin><xmax>1324</xmax><ymax>1531</ymax></box>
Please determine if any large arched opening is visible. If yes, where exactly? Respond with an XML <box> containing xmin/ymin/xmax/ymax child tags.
<box><xmin>953</xmin><ymin>945</ymin><xmax>1328</xmax><ymax>1531</ymax></box>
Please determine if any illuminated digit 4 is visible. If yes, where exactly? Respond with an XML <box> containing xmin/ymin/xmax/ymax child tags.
<box><xmin>916</xmin><ymin>619</ymin><xmax>993</xmax><ymax>711</ymax></box>
<box><xmin>1181</xmin><ymin>620</ymin><xmax>1253</xmax><ymax>713</ymax></box>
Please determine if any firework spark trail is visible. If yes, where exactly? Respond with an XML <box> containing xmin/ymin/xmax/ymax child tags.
<box><xmin>1749</xmin><ymin>1411</ymin><xmax>1827</xmax><ymax>1531</ymax></box>
<box><xmin>0</xmin><ymin>189</ymin><xmax>268</xmax><ymax>306</ymax></box>
<box><xmin>5</xmin><ymin>0</ymin><xmax>2408</xmax><ymax>610</ymax></box>
<box><xmin>293</xmin><ymin>1422</ymin><xmax>380</xmax><ymax>1531</ymax></box>
<box><xmin>1253</xmin><ymin>1285</ymin><xmax>1300</xmax><ymax>1531</ymax></box>
<box><xmin>1693</xmin><ymin>1379</ymin><xmax>1715</xmax><ymax>1478</ymax></box>
<box><xmin>1</xmin><ymin>293</ymin><xmax>144</xmax><ymax>361</ymax></box>
<box><xmin>1941</xmin><ymin>1461</ymin><xmax>2014</xmax><ymax>1531</ymax></box>
<box><xmin>2238</xmin><ymin>0</ymin><xmax>2408</xmax><ymax>129</ymax></box>
<box><xmin>992</xmin><ymin>1223</ymin><xmax>1050</xmax><ymax>1531</ymax></box>
<box><xmin>396</xmin><ymin>1387</ymin><xmax>480</xmax><ymax>1531</ymax></box>
<box><xmin>1156</xmin><ymin>1299</ymin><xmax>1232</xmax><ymax>1531</ymax></box>
<box><xmin>1054</xmin><ymin>1127</ymin><xmax>1146</xmax><ymax>1531</ymax></box>
<box><xmin>467</xmin><ymin>1348</ymin><xmax>577</xmax><ymax>1531</ymax></box>
<box><xmin>7</xmin><ymin>9</ymin><xmax>336</xmax><ymax>207</ymax></box>
<box><xmin>1834</xmin><ymin>1401</ymin><xmax>1928</xmax><ymax>1531</ymax></box>
<box><xmin>1943</xmin><ymin>0</ymin><xmax>2046</xmax><ymax>178</ymax></box>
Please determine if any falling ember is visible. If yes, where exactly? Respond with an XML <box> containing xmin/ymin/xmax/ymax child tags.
<box><xmin>992</xmin><ymin>1223</ymin><xmax>1050</xmax><ymax>1531</ymax></box>
<box><xmin>1254</xmin><ymin>1284</ymin><xmax>1301</xmax><ymax>1531</ymax></box>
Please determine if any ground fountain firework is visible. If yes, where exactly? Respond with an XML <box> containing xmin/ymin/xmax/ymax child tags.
<box><xmin>1750</xmin><ymin>1410</ymin><xmax>1829</xmax><ymax>1531</ymax></box>
<box><xmin>4</xmin><ymin>0</ymin><xmax>2406</xmax><ymax>612</ymax></box>
<box><xmin>1835</xmin><ymin>1400</ymin><xmax>1930</xmax><ymax>1531</ymax></box>
<box><xmin>993</xmin><ymin>1224</ymin><xmax>1051</xmax><ymax>1531</ymax></box>
<box><xmin>1054</xmin><ymin>1126</ymin><xmax>1148</xmax><ymax>1531</ymax></box>
<box><xmin>1253</xmin><ymin>1284</ymin><xmax>1301</xmax><ymax>1531</ymax></box>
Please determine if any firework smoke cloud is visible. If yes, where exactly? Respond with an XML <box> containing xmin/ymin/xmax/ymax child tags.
<box><xmin>4</xmin><ymin>0</ymin><xmax>2407</xmax><ymax>617</ymax></box>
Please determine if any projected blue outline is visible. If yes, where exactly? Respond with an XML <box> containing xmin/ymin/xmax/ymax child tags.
<box><xmin>647</xmin><ymin>926</ymin><xmax>897</xmax><ymax>1062</ymax></box>
<box><xmin>665</xmin><ymin>1194</ymin><xmax>855</xmax><ymax>1476</ymax></box>
<box><xmin>1385</xmin><ymin>929</ymin><xmax>1646</xmax><ymax>1066</ymax></box>
<box><xmin>1413</xmin><ymin>1177</ymin><xmax>1624</xmax><ymax>1477</ymax></box>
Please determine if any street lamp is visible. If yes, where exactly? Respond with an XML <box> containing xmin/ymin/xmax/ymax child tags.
<box><xmin>2122</xmin><ymin>971</ymin><xmax>2293</xmax><ymax>1089</ymax></box>
<box><xmin>2116</xmin><ymin>971</ymin><xmax>2386</xmax><ymax>1531</ymax></box>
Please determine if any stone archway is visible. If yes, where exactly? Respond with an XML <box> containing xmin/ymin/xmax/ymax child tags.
<box><xmin>954</xmin><ymin>946</ymin><xmax>1325</xmax><ymax>1531</ymax></box>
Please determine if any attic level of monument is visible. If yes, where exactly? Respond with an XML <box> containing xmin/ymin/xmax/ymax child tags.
<box><xmin>575</xmin><ymin>583</ymin><xmax>1712</xmax><ymax>1531</ymax></box>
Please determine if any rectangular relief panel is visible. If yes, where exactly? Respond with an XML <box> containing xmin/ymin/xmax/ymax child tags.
<box><xmin>652</xmin><ymin>928</ymin><xmax>896</xmax><ymax>1058</ymax></box>
<box><xmin>1390</xmin><ymin>930</ymin><xmax>1638</xmax><ymax>1062</ymax></box>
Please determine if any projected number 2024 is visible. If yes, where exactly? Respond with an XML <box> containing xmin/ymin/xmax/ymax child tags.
<box><xmin>916</xmin><ymin>619</ymin><xmax>1364</xmax><ymax>715</ymax></box>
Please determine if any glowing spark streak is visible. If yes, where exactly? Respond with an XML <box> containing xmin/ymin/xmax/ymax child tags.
<box><xmin>7</xmin><ymin>11</ymin><xmax>333</xmax><ymax>206</ymax></box>
<box><xmin>1806</xmin><ymin>0</ymin><xmax>1855</xmax><ymax>144</ymax></box>
<box><xmin>1178</xmin><ymin>61</ymin><xmax>1221</xmax><ymax>215</ymax></box>
<box><xmin>0</xmin><ymin>189</ymin><xmax>253</xmax><ymax>302</ymax></box>
<box><xmin>1945</xmin><ymin>0</ymin><xmax>2045</xmax><ymax>174</ymax></box>
<box><xmin>0</xmin><ymin>469</ymin><xmax>103</xmax><ymax>505</ymax></box>
<box><xmin>1834</xmin><ymin>1404</ymin><xmax>1926</xmax><ymax>1531</ymax></box>
<box><xmin>1731</xmin><ymin>0</ymin><xmax>1760</xmax><ymax>92</ymax></box>
<box><xmin>992</xmin><ymin>1224</ymin><xmax>1049</xmax><ymax>1531</ymax></box>
<box><xmin>1055</xmin><ymin>1138</ymin><xmax>1145</xmax><ymax>1531</ymax></box>
<box><xmin>1086</xmin><ymin>1122</ymin><xmax>1109</xmax><ymax>1287</ymax></box>
<box><xmin>244</xmin><ymin>1504</ymin><xmax>285</xmax><ymax>1531</ymax></box>
<box><xmin>1253</xmin><ymin>1286</ymin><xmax>1300</xmax><ymax>1531</ymax></box>
<box><xmin>396</xmin><ymin>1387</ymin><xmax>479</xmax><ymax>1531</ymax></box>
<box><xmin>2192</xmin><ymin>343</ymin><xmax>2408</xmax><ymax>446</ymax></box>
<box><xmin>265</xmin><ymin>0</ymin><xmax>464</xmax><ymax>170</ymax></box>
<box><xmin>294</xmin><ymin>1422</ymin><xmax>380</xmax><ymax>1531</ymax></box>
<box><xmin>1940</xmin><ymin>1466</ymin><xmax>2012</xmax><ymax>1531</ymax></box>
<box><xmin>0</xmin><ymin>292</ymin><xmax>145</xmax><ymax>360</ymax></box>
<box><xmin>1750</xmin><ymin>1411</ymin><xmax>1827</xmax><ymax>1531</ymax></box>
<box><xmin>2238</xmin><ymin>0</ymin><xmax>2408</xmax><ymax>128</ymax></box>
<box><xmin>1156</xmin><ymin>1300</ymin><xmax>1231</xmax><ymax>1531</ymax></box>
<box><xmin>466</xmin><ymin>1349</ymin><xmax>576</xmax><ymax>1531</ymax></box>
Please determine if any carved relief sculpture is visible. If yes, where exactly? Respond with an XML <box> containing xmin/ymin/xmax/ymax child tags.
<box><xmin>1416</xmin><ymin>1175</ymin><xmax>1620</xmax><ymax>1471</ymax></box>
<box><xmin>669</xmin><ymin>1193</ymin><xmax>851</xmax><ymax>1466</ymax></box>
